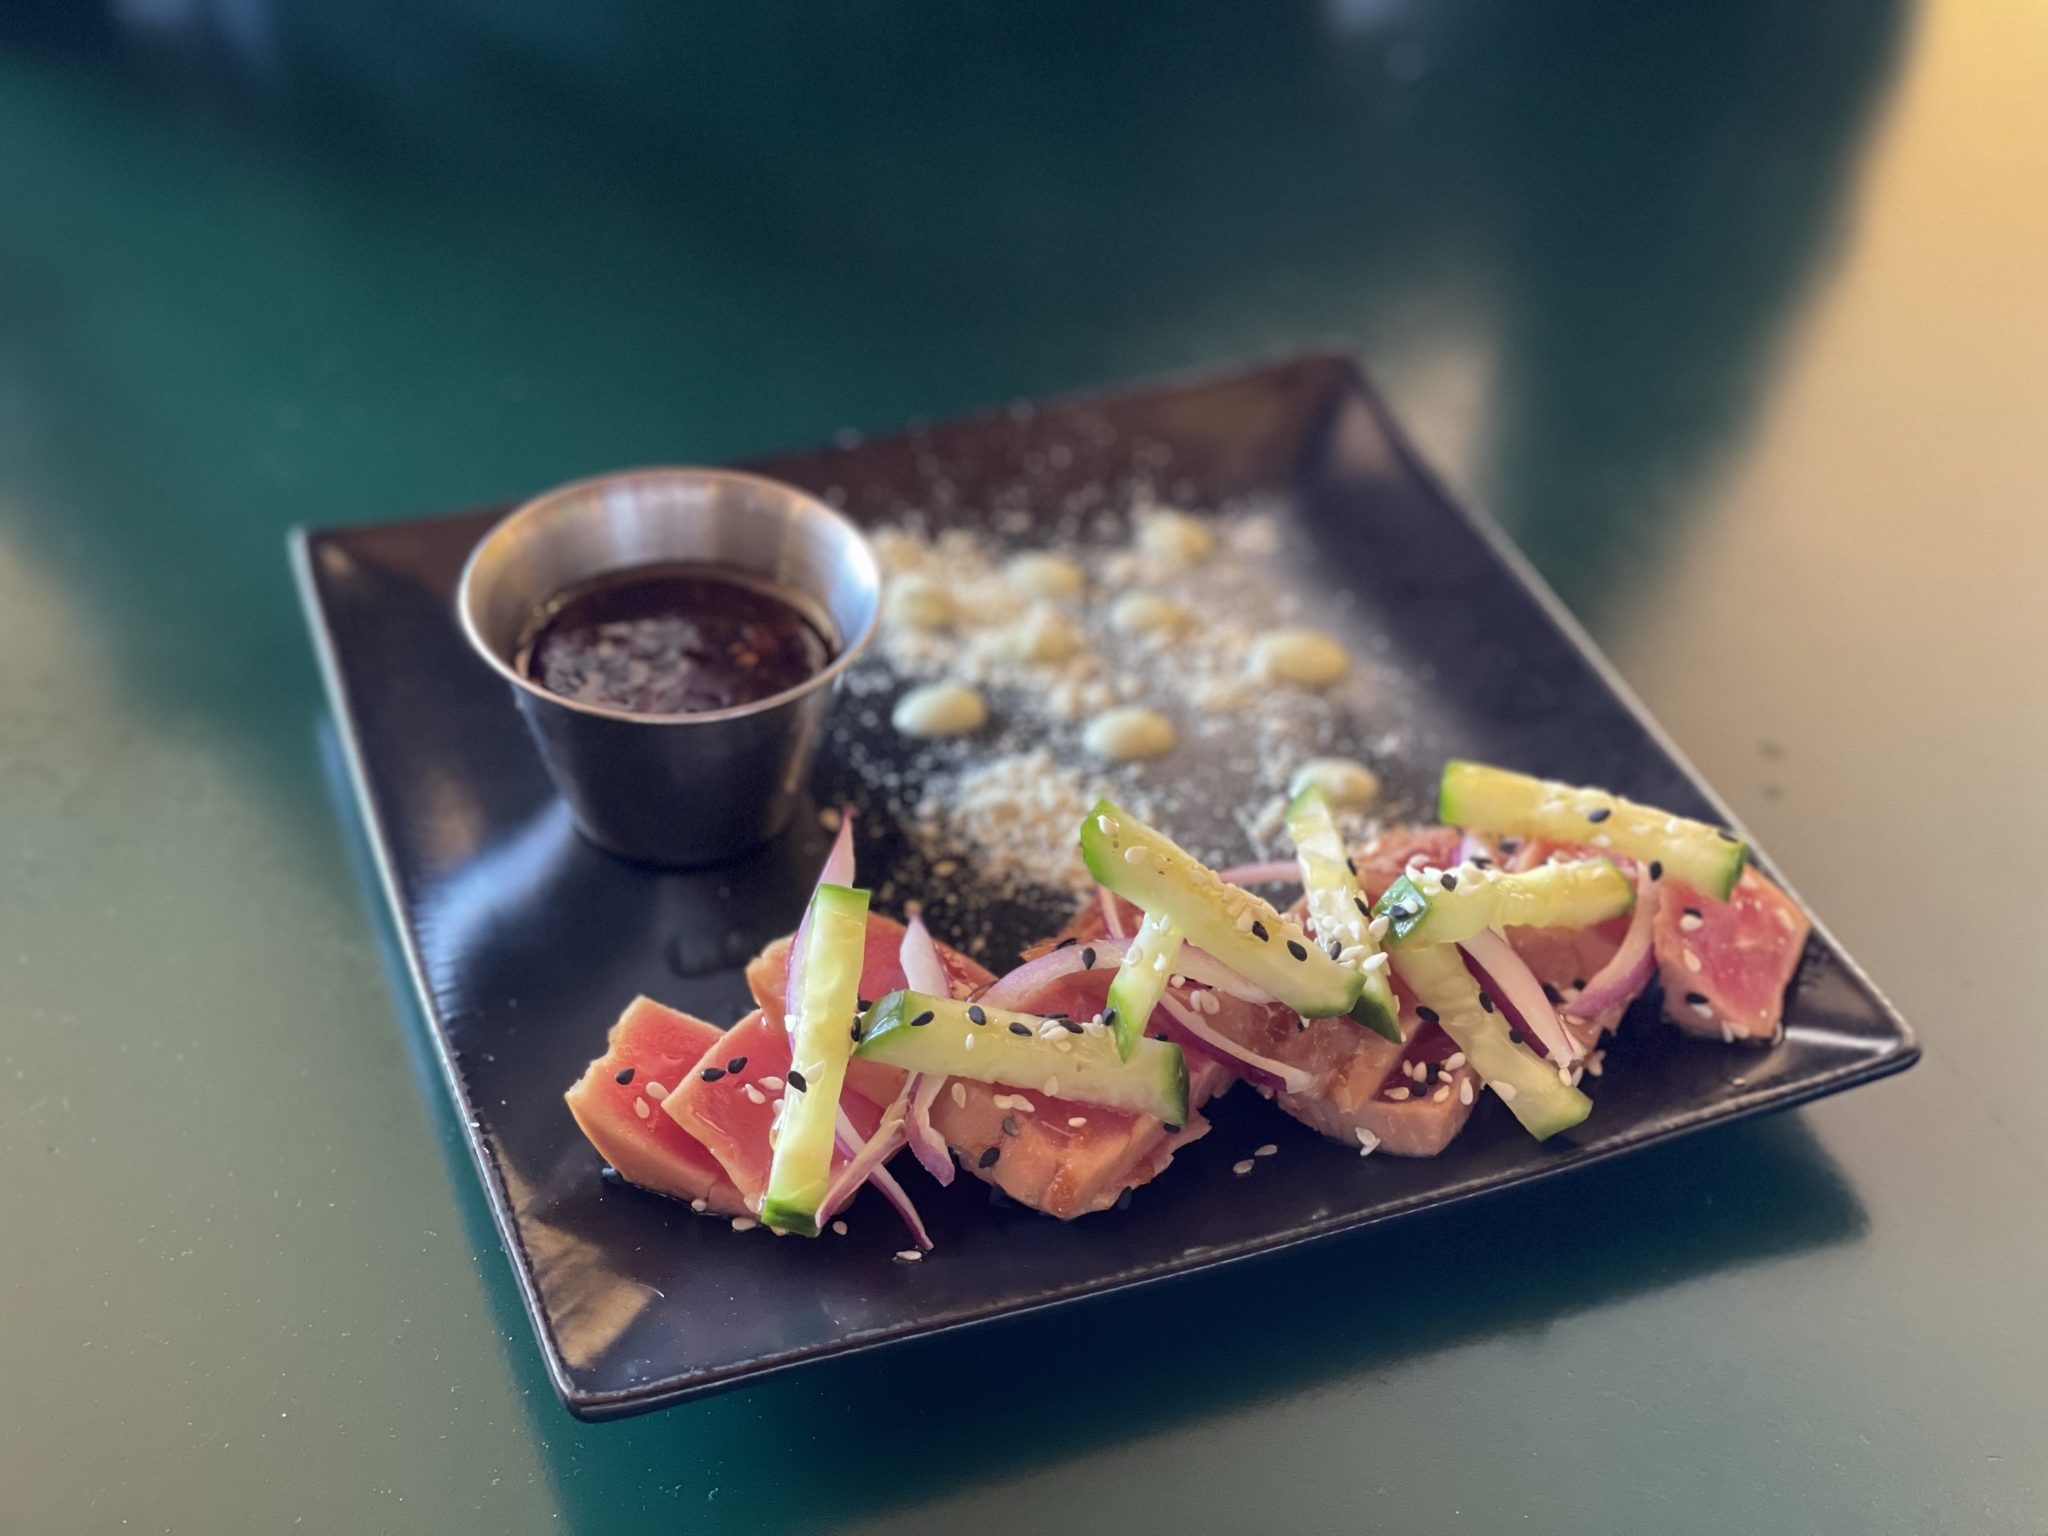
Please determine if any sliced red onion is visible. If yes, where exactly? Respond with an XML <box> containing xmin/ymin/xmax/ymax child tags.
<box><xmin>826</xmin><ymin>1102</ymin><xmax>932</xmax><ymax>1246</ymax></box>
<box><xmin>978</xmin><ymin>939</ymin><xmax>1124</xmax><ymax>1012</ymax></box>
<box><xmin>1460</xmin><ymin>927</ymin><xmax>1580</xmax><ymax>1064</ymax></box>
<box><xmin>1155</xmin><ymin>992</ymin><xmax>1313</xmax><ymax>1095</ymax></box>
<box><xmin>1568</xmin><ymin>866</ymin><xmax>1659</xmax><ymax>1019</ymax></box>
<box><xmin>896</xmin><ymin>916</ymin><xmax>956</xmax><ymax>1187</ymax></box>
<box><xmin>905</xmin><ymin>1073</ymin><xmax>954</xmax><ymax>1185</ymax></box>
<box><xmin>821</xmin><ymin>1085</ymin><xmax>910</xmax><ymax>1221</ymax></box>
<box><xmin>1097</xmin><ymin>885</ymin><xmax>1128</xmax><ymax>940</ymax></box>
<box><xmin>1214</xmin><ymin>860</ymin><xmax>1302</xmax><ymax>887</ymax></box>
<box><xmin>1179</xmin><ymin>946</ymin><xmax>1276</xmax><ymax>1004</ymax></box>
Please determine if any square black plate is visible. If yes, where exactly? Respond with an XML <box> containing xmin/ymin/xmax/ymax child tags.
<box><xmin>294</xmin><ymin>354</ymin><xmax>1916</xmax><ymax>1420</ymax></box>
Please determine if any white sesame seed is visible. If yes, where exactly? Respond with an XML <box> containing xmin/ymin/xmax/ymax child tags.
<box><xmin>951</xmin><ymin>1083</ymin><xmax>967</xmax><ymax>1108</ymax></box>
<box><xmin>1434</xmin><ymin>1085</ymin><xmax>1451</xmax><ymax>1102</ymax></box>
<box><xmin>1591</xmin><ymin>834</ymin><xmax>1612</xmax><ymax>849</ymax></box>
<box><xmin>690</xmin><ymin>1198</ymin><xmax>708</xmax><ymax>1213</ymax></box>
<box><xmin>743</xmin><ymin>1083</ymin><xmax>767</xmax><ymax>1104</ymax></box>
<box><xmin>730</xmin><ymin>1217</ymin><xmax>757</xmax><ymax>1232</ymax></box>
<box><xmin>644</xmin><ymin>1080</ymin><xmax>668</xmax><ymax>1101</ymax></box>
<box><xmin>1721</xmin><ymin>1020</ymin><xmax>1736</xmax><ymax>1044</ymax></box>
<box><xmin>1680</xmin><ymin>912</ymin><xmax>1705</xmax><ymax>933</ymax></box>
<box><xmin>1068</xmin><ymin>1116</ymin><xmax>1088</xmax><ymax>1127</ymax></box>
<box><xmin>1493</xmin><ymin>1081</ymin><xmax>1518</xmax><ymax>1102</ymax></box>
<box><xmin>1151</xmin><ymin>952</ymin><xmax>1169</xmax><ymax>974</ymax></box>
<box><xmin>1043</xmin><ymin>1075</ymin><xmax>1060</xmax><ymax>1098</ymax></box>
<box><xmin>633</xmin><ymin>1098</ymin><xmax>651</xmax><ymax>1120</ymax></box>
<box><xmin>1367</xmin><ymin>915</ymin><xmax>1390</xmax><ymax>940</ymax></box>
<box><xmin>1233</xmin><ymin>1159</ymin><xmax>1256</xmax><ymax>1175</ymax></box>
<box><xmin>1459</xmin><ymin>1078</ymin><xmax>1475</xmax><ymax>1106</ymax></box>
<box><xmin>760</xmin><ymin>1075</ymin><xmax>784</xmax><ymax>1090</ymax></box>
<box><xmin>1359</xmin><ymin>951</ymin><xmax>1389</xmax><ymax>972</ymax></box>
<box><xmin>1386</xmin><ymin>1086</ymin><xmax>1411</xmax><ymax>1101</ymax></box>
<box><xmin>831</xmin><ymin>1220</ymin><xmax>849</xmax><ymax>1236</ymax></box>
<box><xmin>1234</xmin><ymin>909</ymin><xmax>1255</xmax><ymax>932</ymax></box>
<box><xmin>1683</xmin><ymin>949</ymin><xmax>1704</xmax><ymax>974</ymax></box>
<box><xmin>963</xmin><ymin>1034</ymin><xmax>976</xmax><ymax>1052</ymax></box>
<box><xmin>1689</xmin><ymin>999</ymin><xmax>1715</xmax><ymax>1020</ymax></box>
<box><xmin>895</xmin><ymin>1249</ymin><xmax>923</xmax><ymax>1263</ymax></box>
<box><xmin>1168</xmin><ymin>973</ymin><xmax>1185</xmax><ymax>988</ymax></box>
<box><xmin>1254</xmin><ymin>1143</ymin><xmax>1278</xmax><ymax>1158</ymax></box>
<box><xmin>1445</xmin><ymin>1052</ymin><xmax>1467</xmax><ymax>1069</ymax></box>
<box><xmin>1355</xmin><ymin>1128</ymin><xmax>1381</xmax><ymax>1156</ymax></box>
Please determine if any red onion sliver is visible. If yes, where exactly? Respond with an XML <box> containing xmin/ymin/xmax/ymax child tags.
<box><xmin>1214</xmin><ymin>860</ymin><xmax>1302</xmax><ymax>887</ymax></box>
<box><xmin>978</xmin><ymin>939</ymin><xmax>1125</xmax><ymax>1012</ymax></box>
<box><xmin>869</xmin><ymin>1162</ymin><xmax>932</xmax><ymax>1250</ymax></box>
<box><xmin>1155</xmin><ymin>992</ymin><xmax>1313</xmax><ymax>1095</ymax></box>
<box><xmin>821</xmin><ymin>1097</ymin><xmax>908</xmax><ymax>1220</ymax></box>
<box><xmin>1569</xmin><ymin>866</ymin><xmax>1660</xmax><ymax>1018</ymax></box>
<box><xmin>905</xmin><ymin>1074</ymin><xmax>953</xmax><ymax>1185</ymax></box>
<box><xmin>896</xmin><ymin>916</ymin><xmax>957</xmax><ymax>1186</ymax></box>
<box><xmin>1179</xmin><ymin>946</ymin><xmax>1276</xmax><ymax>1004</ymax></box>
<box><xmin>1459</xmin><ymin>927</ymin><xmax>1580</xmax><ymax>1064</ymax></box>
<box><xmin>1097</xmin><ymin>885</ymin><xmax>1128</xmax><ymax>940</ymax></box>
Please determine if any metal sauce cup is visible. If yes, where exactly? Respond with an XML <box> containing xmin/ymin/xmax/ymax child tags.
<box><xmin>456</xmin><ymin>468</ymin><xmax>879</xmax><ymax>866</ymax></box>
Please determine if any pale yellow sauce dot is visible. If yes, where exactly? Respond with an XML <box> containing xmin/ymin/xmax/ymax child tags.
<box><xmin>1288</xmin><ymin>756</ymin><xmax>1382</xmax><ymax>811</ymax></box>
<box><xmin>1002</xmin><ymin>551</ymin><xmax>1086</xmax><ymax>601</ymax></box>
<box><xmin>1082</xmin><ymin>706</ymin><xmax>1177</xmax><ymax>762</ymax></box>
<box><xmin>1109</xmin><ymin>591</ymin><xmax>1186</xmax><ymax>636</ymax></box>
<box><xmin>891</xmin><ymin>682</ymin><xmax>988</xmax><ymax>738</ymax></box>
<box><xmin>1133</xmin><ymin>508</ymin><xmax>1214</xmax><ymax>566</ymax></box>
<box><xmin>885</xmin><ymin>572</ymin><xmax>954</xmax><ymax>632</ymax></box>
<box><xmin>1000</xmin><ymin>602</ymin><xmax>1082</xmax><ymax>663</ymax></box>
<box><xmin>1249</xmin><ymin>628</ymin><xmax>1350</xmax><ymax>688</ymax></box>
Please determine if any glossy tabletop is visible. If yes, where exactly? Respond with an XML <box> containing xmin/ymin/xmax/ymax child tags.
<box><xmin>1</xmin><ymin>4</ymin><xmax>2042</xmax><ymax>1533</ymax></box>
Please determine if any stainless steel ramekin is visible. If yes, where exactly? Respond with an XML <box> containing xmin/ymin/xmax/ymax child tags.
<box><xmin>456</xmin><ymin>468</ymin><xmax>878</xmax><ymax>866</ymax></box>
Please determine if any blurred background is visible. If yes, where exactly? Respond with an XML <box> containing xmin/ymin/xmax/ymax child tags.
<box><xmin>2</xmin><ymin>3</ymin><xmax>2044</xmax><ymax>1533</ymax></box>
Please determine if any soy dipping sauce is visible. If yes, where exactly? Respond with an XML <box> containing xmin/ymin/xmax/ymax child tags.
<box><xmin>517</xmin><ymin>563</ymin><xmax>835</xmax><ymax>716</ymax></box>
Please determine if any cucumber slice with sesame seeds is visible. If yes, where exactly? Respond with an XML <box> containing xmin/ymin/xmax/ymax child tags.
<box><xmin>1389</xmin><ymin>945</ymin><xmax>1591</xmax><ymax>1142</ymax></box>
<box><xmin>1104</xmin><ymin>909</ymin><xmax>1183</xmax><ymax>1060</ymax></box>
<box><xmin>1374</xmin><ymin>858</ymin><xmax>1634</xmax><ymax>950</ymax></box>
<box><xmin>1286</xmin><ymin>786</ymin><xmax>1401</xmax><ymax>1044</ymax></box>
<box><xmin>1438</xmin><ymin>762</ymin><xmax>1746</xmax><ymax>902</ymax></box>
<box><xmin>1079</xmin><ymin>799</ymin><xmax>1363</xmax><ymax>1021</ymax></box>
<box><xmin>758</xmin><ymin>883</ymin><xmax>869</xmax><ymax>1237</ymax></box>
<box><xmin>855</xmin><ymin>990</ymin><xmax>1189</xmax><ymax>1124</ymax></box>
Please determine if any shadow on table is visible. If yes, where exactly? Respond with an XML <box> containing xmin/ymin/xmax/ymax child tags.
<box><xmin>323</xmin><ymin>727</ymin><xmax>1870</xmax><ymax>1533</ymax></box>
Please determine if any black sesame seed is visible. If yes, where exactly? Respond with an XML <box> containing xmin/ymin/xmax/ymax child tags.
<box><xmin>1061</xmin><ymin>1019</ymin><xmax>1084</xmax><ymax>1034</ymax></box>
<box><xmin>1415</xmin><ymin>1006</ymin><xmax>1440</xmax><ymax>1025</ymax></box>
<box><xmin>1115</xmin><ymin>1189</ymin><xmax>1134</xmax><ymax>1211</ymax></box>
<box><xmin>1346</xmin><ymin>855</ymin><xmax>1360</xmax><ymax>877</ymax></box>
<box><xmin>1478</xmin><ymin>992</ymin><xmax>1496</xmax><ymax>1014</ymax></box>
<box><xmin>726</xmin><ymin>1057</ymin><xmax>747</xmax><ymax>1074</ymax></box>
<box><xmin>1649</xmin><ymin>860</ymin><xmax>1664</xmax><ymax>881</ymax></box>
<box><xmin>1163</xmin><ymin>1123</ymin><xmax>1183</xmax><ymax>1135</ymax></box>
<box><xmin>1542</xmin><ymin>983</ymin><xmax>1563</xmax><ymax>1005</ymax></box>
<box><xmin>614</xmin><ymin>1067</ymin><xmax>636</xmax><ymax>1085</ymax></box>
<box><xmin>1055</xmin><ymin>936</ymin><xmax>1079</xmax><ymax>950</ymax></box>
<box><xmin>1572</xmin><ymin>978</ymin><xmax>1587</xmax><ymax>990</ymax></box>
<box><xmin>1328</xmin><ymin>939</ymin><xmax>1343</xmax><ymax>961</ymax></box>
<box><xmin>1441</xmin><ymin>872</ymin><xmax>1459</xmax><ymax>891</ymax></box>
<box><xmin>1685</xmin><ymin>991</ymin><xmax>1710</xmax><ymax>1006</ymax></box>
<box><xmin>1150</xmin><ymin>1030</ymin><xmax>1168</xmax><ymax>1041</ymax></box>
<box><xmin>1355</xmin><ymin>895</ymin><xmax>1372</xmax><ymax>918</ymax></box>
<box><xmin>1501</xmin><ymin>838</ymin><xmax>1522</xmax><ymax>854</ymax></box>
<box><xmin>856</xmin><ymin>998</ymin><xmax>871</xmax><ymax>1012</ymax></box>
<box><xmin>850</xmin><ymin>1020</ymin><xmax>863</xmax><ymax>1041</ymax></box>
<box><xmin>699</xmin><ymin>1066</ymin><xmax>726</xmax><ymax>1083</ymax></box>
<box><xmin>1508</xmin><ymin>1028</ymin><xmax>1526</xmax><ymax>1045</ymax></box>
<box><xmin>1473</xmin><ymin>855</ymin><xmax>1494</xmax><ymax>869</ymax></box>
<box><xmin>1392</xmin><ymin>903</ymin><xmax>1420</xmax><ymax>921</ymax></box>
<box><xmin>909</xmin><ymin>1010</ymin><xmax>935</xmax><ymax>1027</ymax></box>
<box><xmin>785</xmin><ymin>1068</ymin><xmax>807</xmax><ymax>1093</ymax></box>
<box><xmin>1251</xmin><ymin>921</ymin><xmax>1270</xmax><ymax>942</ymax></box>
<box><xmin>1081</xmin><ymin>947</ymin><xmax>1097</xmax><ymax>969</ymax></box>
<box><xmin>978</xmin><ymin>1145</ymin><xmax>1001</xmax><ymax>1169</ymax></box>
<box><xmin>1684</xmin><ymin>907</ymin><xmax>1702</xmax><ymax>922</ymax></box>
<box><xmin>1718</xmin><ymin>827</ymin><xmax>1740</xmax><ymax>841</ymax></box>
<box><xmin>967</xmin><ymin>1004</ymin><xmax>987</xmax><ymax>1026</ymax></box>
<box><xmin>1587</xmin><ymin>806</ymin><xmax>1612</xmax><ymax>823</ymax></box>
<box><xmin>1001</xmin><ymin>1116</ymin><xmax>1020</xmax><ymax>1136</ymax></box>
<box><xmin>1008</xmin><ymin>1021</ymin><xmax>1031</xmax><ymax>1037</ymax></box>
<box><xmin>1103</xmin><ymin>1007</ymin><xmax>1119</xmax><ymax>1026</ymax></box>
<box><xmin>1287</xmin><ymin>939</ymin><xmax>1309</xmax><ymax>961</ymax></box>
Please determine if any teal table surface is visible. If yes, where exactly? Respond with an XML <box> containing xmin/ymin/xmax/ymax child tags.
<box><xmin>3</xmin><ymin>4</ymin><xmax>2044</xmax><ymax>1533</ymax></box>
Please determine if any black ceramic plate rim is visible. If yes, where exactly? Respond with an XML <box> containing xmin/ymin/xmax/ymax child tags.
<box><xmin>292</xmin><ymin>351</ymin><xmax>1918</xmax><ymax>1419</ymax></box>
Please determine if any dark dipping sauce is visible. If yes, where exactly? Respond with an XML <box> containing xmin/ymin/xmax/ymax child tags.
<box><xmin>516</xmin><ymin>562</ymin><xmax>835</xmax><ymax>716</ymax></box>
